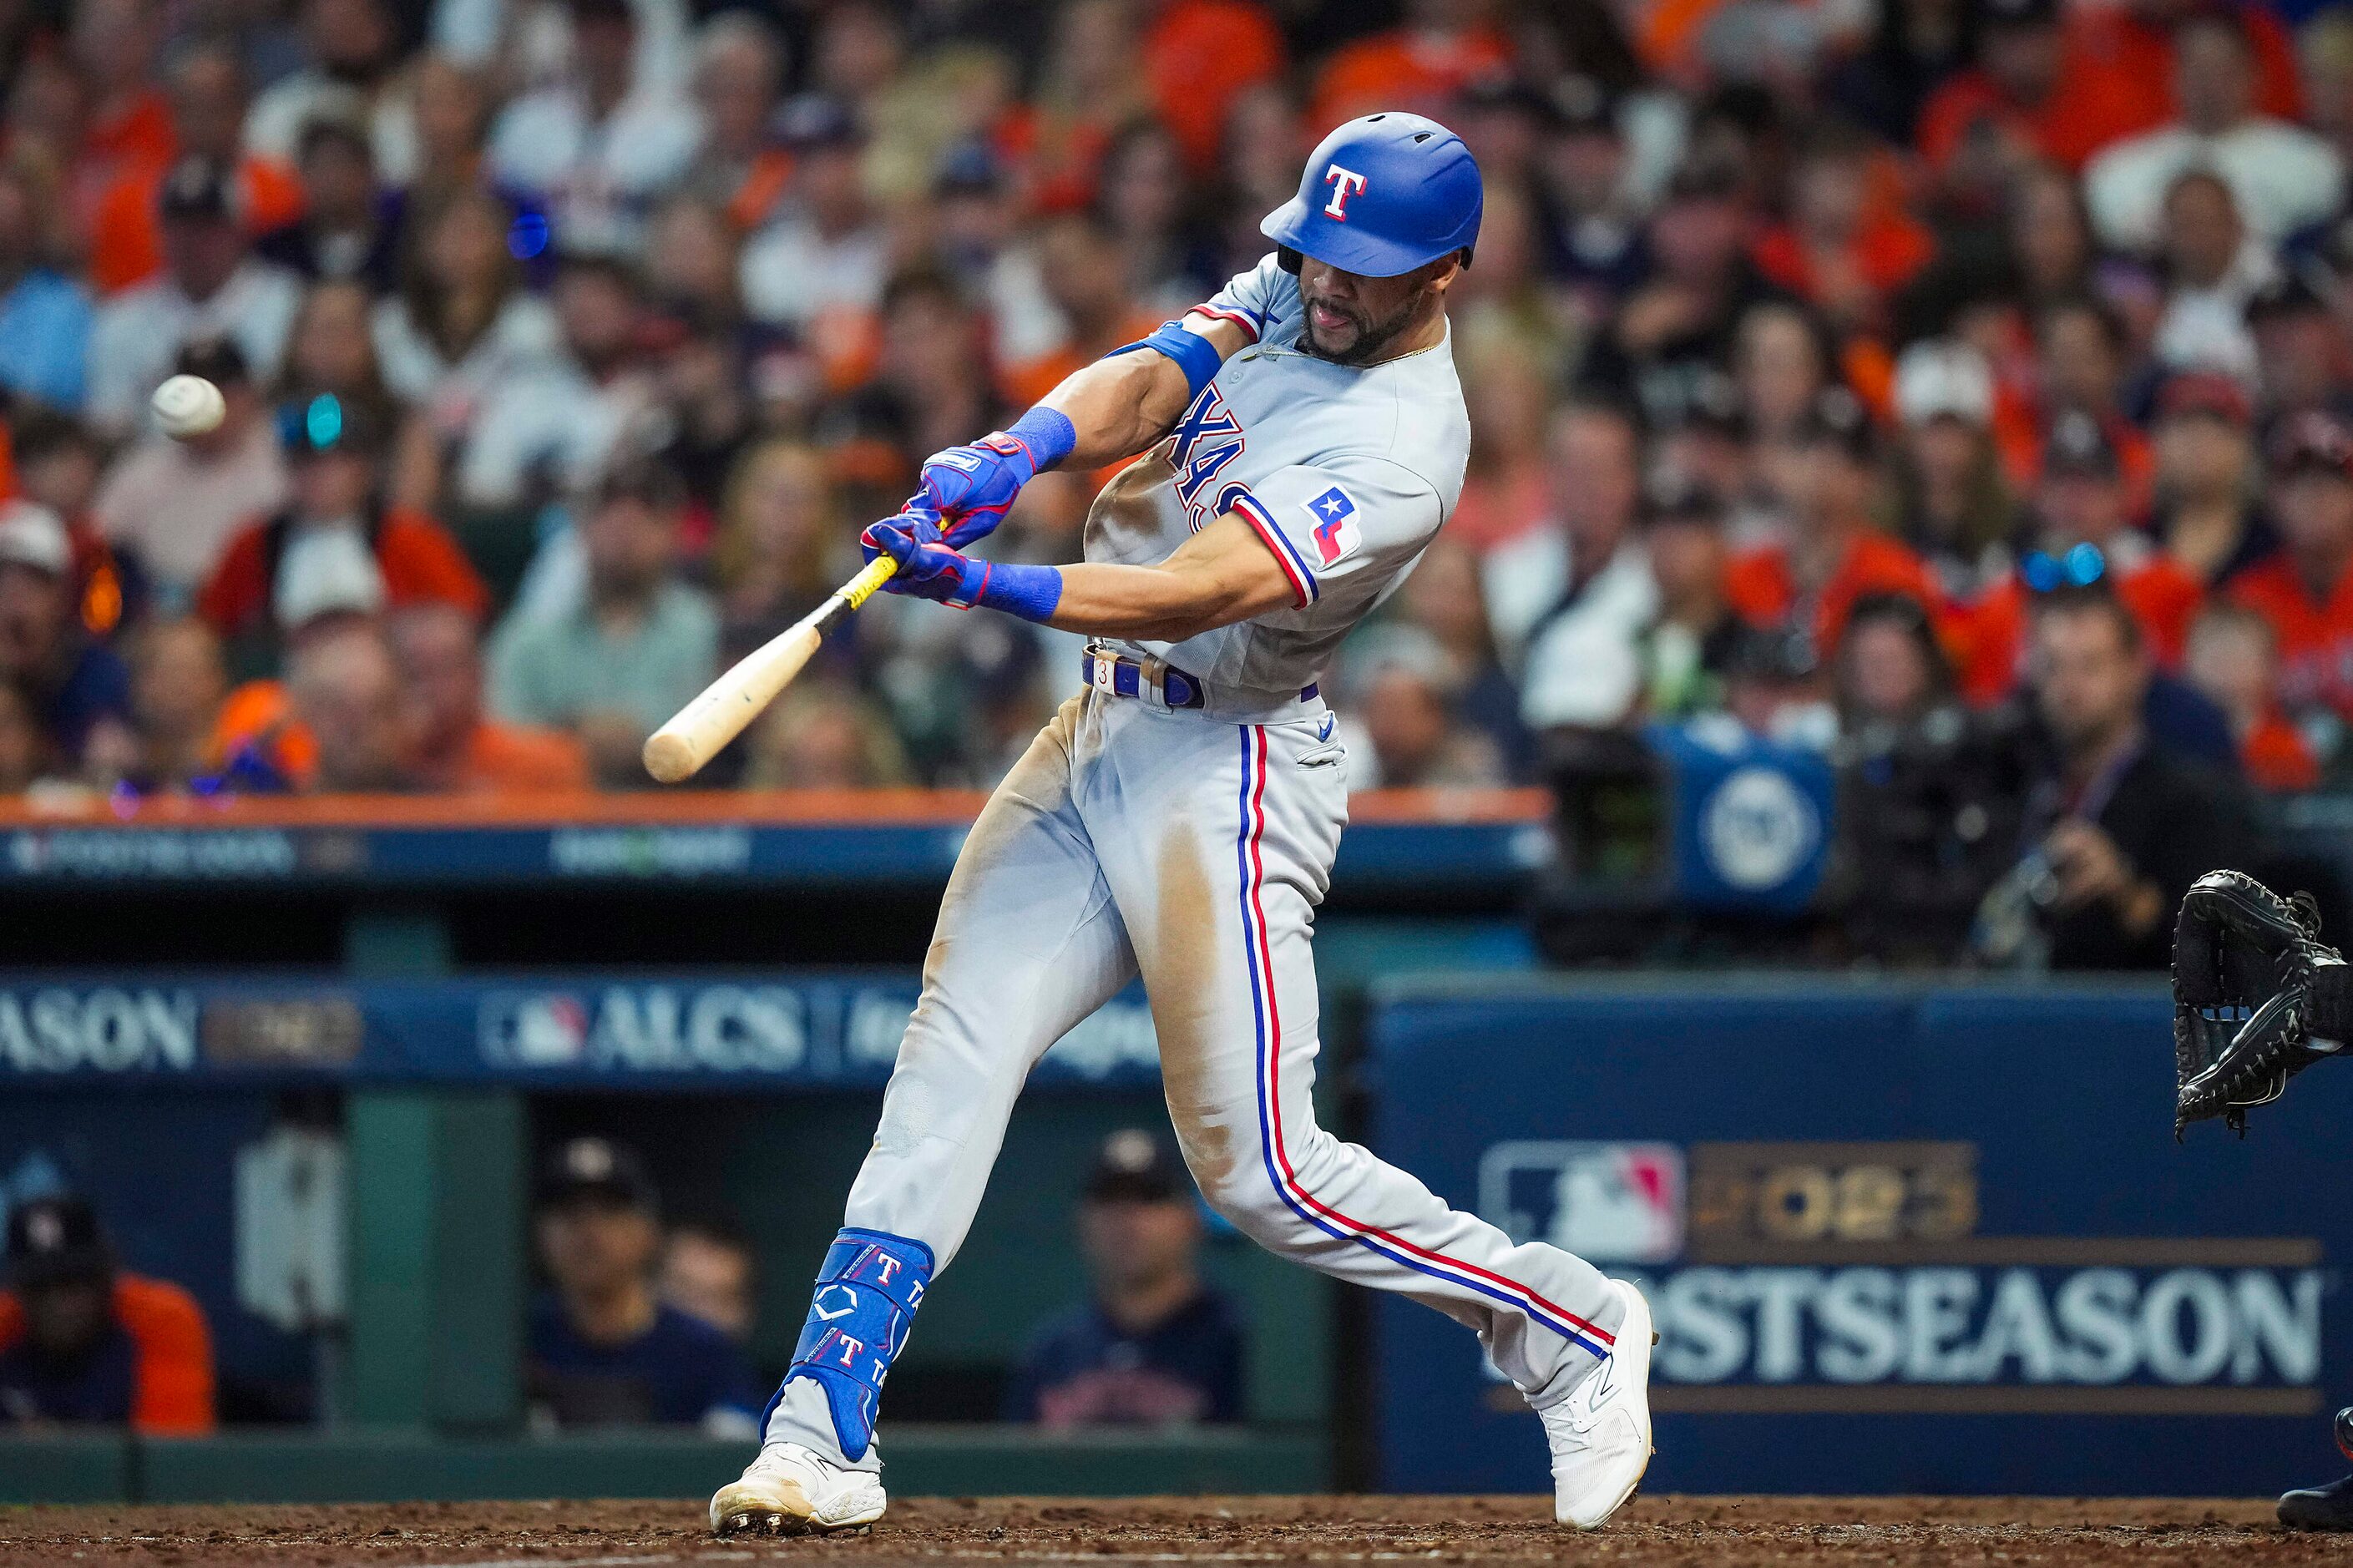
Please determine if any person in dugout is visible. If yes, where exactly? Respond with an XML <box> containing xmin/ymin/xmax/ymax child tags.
<box><xmin>0</xmin><ymin>1193</ymin><xmax>215</xmax><ymax>1431</ymax></box>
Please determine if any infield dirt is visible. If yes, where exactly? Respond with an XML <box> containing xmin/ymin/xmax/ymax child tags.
<box><xmin>3</xmin><ymin>1495</ymin><xmax>2350</xmax><ymax>1568</ymax></box>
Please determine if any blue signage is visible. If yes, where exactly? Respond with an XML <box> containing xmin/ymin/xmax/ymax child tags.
<box><xmin>0</xmin><ymin>973</ymin><xmax>1161</xmax><ymax>1089</ymax></box>
<box><xmin>1369</xmin><ymin>979</ymin><xmax>2351</xmax><ymax>1495</ymax></box>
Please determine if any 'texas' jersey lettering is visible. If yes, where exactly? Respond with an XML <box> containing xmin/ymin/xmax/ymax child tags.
<box><xmin>1166</xmin><ymin>386</ymin><xmax>1246</xmax><ymax>530</ymax></box>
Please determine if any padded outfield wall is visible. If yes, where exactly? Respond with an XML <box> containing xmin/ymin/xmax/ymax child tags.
<box><xmin>1369</xmin><ymin>977</ymin><xmax>2343</xmax><ymax>1496</ymax></box>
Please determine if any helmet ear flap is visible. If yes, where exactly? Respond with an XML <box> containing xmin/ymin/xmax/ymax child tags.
<box><xmin>1277</xmin><ymin>246</ymin><xmax>1303</xmax><ymax>275</ymax></box>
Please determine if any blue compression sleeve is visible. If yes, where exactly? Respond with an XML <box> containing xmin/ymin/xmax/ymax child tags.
<box><xmin>959</xmin><ymin>560</ymin><xmax>1063</xmax><ymax>624</ymax></box>
<box><xmin>1003</xmin><ymin>406</ymin><xmax>1076</xmax><ymax>473</ymax></box>
<box><xmin>1111</xmin><ymin>320</ymin><xmax>1222</xmax><ymax>401</ymax></box>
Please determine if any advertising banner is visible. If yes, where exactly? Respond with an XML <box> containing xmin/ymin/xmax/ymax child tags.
<box><xmin>0</xmin><ymin>972</ymin><xmax>1161</xmax><ymax>1089</ymax></box>
<box><xmin>1369</xmin><ymin>980</ymin><xmax>2347</xmax><ymax>1495</ymax></box>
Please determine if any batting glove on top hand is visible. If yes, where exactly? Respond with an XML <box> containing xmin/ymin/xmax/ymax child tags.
<box><xmin>913</xmin><ymin>408</ymin><xmax>1076</xmax><ymax>548</ymax></box>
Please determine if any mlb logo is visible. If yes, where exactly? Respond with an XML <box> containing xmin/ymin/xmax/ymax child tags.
<box><xmin>1304</xmin><ymin>486</ymin><xmax>1361</xmax><ymax>566</ymax></box>
<box><xmin>480</xmin><ymin>992</ymin><xmax>589</xmax><ymax>1065</ymax></box>
<box><xmin>1476</xmin><ymin>1141</ymin><xmax>1685</xmax><ymax>1264</ymax></box>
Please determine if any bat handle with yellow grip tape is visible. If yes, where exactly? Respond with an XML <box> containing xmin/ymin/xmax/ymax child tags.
<box><xmin>641</xmin><ymin>553</ymin><xmax>899</xmax><ymax>784</ymax></box>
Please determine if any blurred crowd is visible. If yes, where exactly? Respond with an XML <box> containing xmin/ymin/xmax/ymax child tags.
<box><xmin>0</xmin><ymin>0</ymin><xmax>2350</xmax><ymax>809</ymax></box>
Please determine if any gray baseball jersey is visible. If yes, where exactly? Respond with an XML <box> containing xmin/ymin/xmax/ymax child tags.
<box><xmin>759</xmin><ymin>257</ymin><xmax>1627</xmax><ymax>1474</ymax></box>
<box><xmin>1084</xmin><ymin>255</ymin><xmax>1472</xmax><ymax>698</ymax></box>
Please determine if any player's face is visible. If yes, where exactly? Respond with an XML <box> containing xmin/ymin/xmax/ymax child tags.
<box><xmin>1296</xmin><ymin>256</ymin><xmax>1452</xmax><ymax>366</ymax></box>
<box><xmin>2273</xmin><ymin>468</ymin><xmax>2353</xmax><ymax>554</ymax></box>
<box><xmin>2032</xmin><ymin>606</ymin><xmax>2146</xmax><ymax>750</ymax></box>
<box><xmin>1078</xmin><ymin>1196</ymin><xmax>1200</xmax><ymax>1292</ymax></box>
<box><xmin>538</xmin><ymin>1196</ymin><xmax>660</xmax><ymax>1299</ymax></box>
<box><xmin>22</xmin><ymin>1277</ymin><xmax>110</xmax><ymax>1358</ymax></box>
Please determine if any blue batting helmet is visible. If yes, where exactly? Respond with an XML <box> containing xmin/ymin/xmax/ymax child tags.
<box><xmin>1259</xmin><ymin>112</ymin><xmax>1483</xmax><ymax>278</ymax></box>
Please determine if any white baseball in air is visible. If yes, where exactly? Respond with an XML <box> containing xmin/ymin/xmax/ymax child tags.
<box><xmin>152</xmin><ymin>374</ymin><xmax>226</xmax><ymax>439</ymax></box>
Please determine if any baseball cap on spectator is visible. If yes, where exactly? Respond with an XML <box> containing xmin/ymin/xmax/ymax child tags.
<box><xmin>566</xmin><ymin>0</ymin><xmax>635</xmax><ymax>27</ymax></box>
<box><xmin>2269</xmin><ymin>410</ymin><xmax>2353</xmax><ymax>477</ymax></box>
<box><xmin>1644</xmin><ymin>470</ymin><xmax>1726</xmax><ymax>525</ymax></box>
<box><xmin>2155</xmin><ymin>370</ymin><xmax>2253</xmax><ymax>427</ymax></box>
<box><xmin>177</xmin><ymin>336</ymin><xmax>250</xmax><ymax>389</ymax></box>
<box><xmin>158</xmin><ymin>154</ymin><xmax>239</xmax><ymax>224</ymax></box>
<box><xmin>2044</xmin><ymin>409</ymin><xmax>2121</xmax><ymax>478</ymax></box>
<box><xmin>0</xmin><ymin>500</ymin><xmax>72</xmax><ymax>578</ymax></box>
<box><xmin>295</xmin><ymin>90</ymin><xmax>375</xmax><ymax>163</ymax></box>
<box><xmin>779</xmin><ymin>94</ymin><xmax>863</xmax><ymax>151</ymax></box>
<box><xmin>1546</xmin><ymin>75</ymin><xmax>1619</xmax><ymax>138</ymax></box>
<box><xmin>935</xmin><ymin>139</ymin><xmax>1005</xmax><ymax>198</ymax></box>
<box><xmin>1725</xmin><ymin>623</ymin><xmax>1820</xmax><ymax>683</ymax></box>
<box><xmin>1658</xmin><ymin>367</ymin><xmax>1746</xmax><ymax>438</ymax></box>
<box><xmin>2245</xmin><ymin>273</ymin><xmax>2332</xmax><ymax>326</ymax></box>
<box><xmin>1893</xmin><ymin>341</ymin><xmax>1994</xmax><ymax>428</ymax></box>
<box><xmin>536</xmin><ymin>1136</ymin><xmax>660</xmax><ymax>1213</ymax></box>
<box><xmin>1981</xmin><ymin>0</ymin><xmax>2059</xmax><ymax>28</ymax></box>
<box><xmin>280</xmin><ymin>394</ymin><xmax>389</xmax><ymax>461</ymax></box>
<box><xmin>1796</xmin><ymin>387</ymin><xmax>1875</xmax><ymax>462</ymax></box>
<box><xmin>1663</xmin><ymin>154</ymin><xmax>1743</xmax><ymax>205</ymax></box>
<box><xmin>1083</xmin><ymin>1129</ymin><xmax>1190</xmax><ymax>1204</ymax></box>
<box><xmin>5</xmin><ymin>1194</ymin><xmax>115</xmax><ymax>1289</ymax></box>
<box><xmin>274</xmin><ymin>528</ymin><xmax>387</xmax><ymax>629</ymax></box>
<box><xmin>595</xmin><ymin>455</ymin><xmax>691</xmax><ymax>512</ymax></box>
<box><xmin>1344</xmin><ymin>623</ymin><xmax>1463</xmax><ymax>695</ymax></box>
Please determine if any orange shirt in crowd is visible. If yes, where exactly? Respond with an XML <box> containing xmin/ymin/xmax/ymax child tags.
<box><xmin>995</xmin><ymin>104</ymin><xmax>1118</xmax><ymax>215</ymax></box>
<box><xmin>198</xmin><ymin>508</ymin><xmax>490</xmax><ymax>643</ymax></box>
<box><xmin>721</xmin><ymin>149</ymin><xmax>795</xmax><ymax>233</ymax></box>
<box><xmin>82</xmin><ymin>88</ymin><xmax>176</xmax><ymax>181</ymax></box>
<box><xmin>1143</xmin><ymin>0</ymin><xmax>1286</xmax><ymax>170</ymax></box>
<box><xmin>85</xmin><ymin>153</ymin><xmax>304</xmax><ymax>296</ymax></box>
<box><xmin>2228</xmin><ymin>554</ymin><xmax>2353</xmax><ymax>720</ymax></box>
<box><xmin>1723</xmin><ymin>529</ymin><xmax>1945</xmax><ymax>655</ymax></box>
<box><xmin>1914</xmin><ymin>61</ymin><xmax>2153</xmax><ymax>174</ymax></box>
<box><xmin>1956</xmin><ymin>556</ymin><xmax>2205</xmax><ymax>706</ymax></box>
<box><xmin>2241</xmin><ymin>710</ymin><xmax>2320</xmax><ymax>792</ymax></box>
<box><xmin>0</xmin><ymin>1275</ymin><xmax>216</xmax><ymax>1434</ymax></box>
<box><xmin>1447</xmin><ymin>465</ymin><xmax>1551</xmax><ymax>554</ymax></box>
<box><xmin>210</xmin><ymin>678</ymin><xmax>316</xmax><ymax>784</ymax></box>
<box><xmin>215</xmin><ymin>692</ymin><xmax>590</xmax><ymax>793</ymax></box>
<box><xmin>1915</xmin><ymin>5</ymin><xmax>2299</xmax><ymax>177</ymax></box>
<box><xmin>1751</xmin><ymin>213</ymin><xmax>1936</xmax><ymax>311</ymax></box>
<box><xmin>442</xmin><ymin>721</ymin><xmax>592</xmax><ymax>794</ymax></box>
<box><xmin>2068</xmin><ymin>3</ymin><xmax>2304</xmax><ymax>130</ymax></box>
<box><xmin>1308</xmin><ymin>24</ymin><xmax>1512</xmax><ymax>132</ymax></box>
<box><xmin>999</xmin><ymin>306</ymin><xmax>1165</xmax><ymax>409</ymax></box>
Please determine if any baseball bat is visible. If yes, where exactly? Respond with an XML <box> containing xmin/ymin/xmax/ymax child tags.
<box><xmin>642</xmin><ymin>554</ymin><xmax>899</xmax><ymax>783</ymax></box>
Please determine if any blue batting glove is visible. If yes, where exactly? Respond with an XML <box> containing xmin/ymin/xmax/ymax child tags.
<box><xmin>862</xmin><ymin>518</ymin><xmax>984</xmax><ymax>606</ymax></box>
<box><xmin>858</xmin><ymin>517</ymin><xmax>1065</xmax><ymax>624</ymax></box>
<box><xmin>916</xmin><ymin>407</ymin><xmax>1077</xmax><ymax>548</ymax></box>
<box><xmin>860</xmin><ymin>500</ymin><xmax>941</xmax><ymax>569</ymax></box>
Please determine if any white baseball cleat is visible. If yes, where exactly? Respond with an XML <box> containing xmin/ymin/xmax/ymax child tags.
<box><xmin>710</xmin><ymin>1441</ymin><xmax>887</xmax><ymax>1535</ymax></box>
<box><xmin>1539</xmin><ymin>1278</ymin><xmax>1656</xmax><ymax>1529</ymax></box>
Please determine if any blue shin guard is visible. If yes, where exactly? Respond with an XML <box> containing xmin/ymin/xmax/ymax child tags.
<box><xmin>766</xmin><ymin>1228</ymin><xmax>934</xmax><ymax>1462</ymax></box>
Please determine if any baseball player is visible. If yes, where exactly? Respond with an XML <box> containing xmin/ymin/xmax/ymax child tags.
<box><xmin>711</xmin><ymin>113</ymin><xmax>1654</xmax><ymax>1536</ymax></box>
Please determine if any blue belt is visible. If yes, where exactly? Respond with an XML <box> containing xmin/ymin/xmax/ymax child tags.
<box><xmin>1082</xmin><ymin>647</ymin><xmax>1317</xmax><ymax>709</ymax></box>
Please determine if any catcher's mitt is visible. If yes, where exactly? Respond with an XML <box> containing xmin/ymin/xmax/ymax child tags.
<box><xmin>2173</xmin><ymin>869</ymin><xmax>2350</xmax><ymax>1137</ymax></box>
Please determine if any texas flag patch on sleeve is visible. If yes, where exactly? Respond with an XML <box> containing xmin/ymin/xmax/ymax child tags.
<box><xmin>1304</xmin><ymin>485</ymin><xmax>1361</xmax><ymax>567</ymax></box>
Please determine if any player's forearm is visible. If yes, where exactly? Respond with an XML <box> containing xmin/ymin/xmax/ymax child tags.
<box><xmin>1042</xmin><ymin>561</ymin><xmax>1267</xmax><ymax>640</ymax></box>
<box><xmin>1036</xmin><ymin>350</ymin><xmax>1198</xmax><ymax>468</ymax></box>
<box><xmin>1040</xmin><ymin>515</ymin><xmax>1298</xmax><ymax>640</ymax></box>
<box><xmin>1037</xmin><ymin>317</ymin><xmax>1247</xmax><ymax>469</ymax></box>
